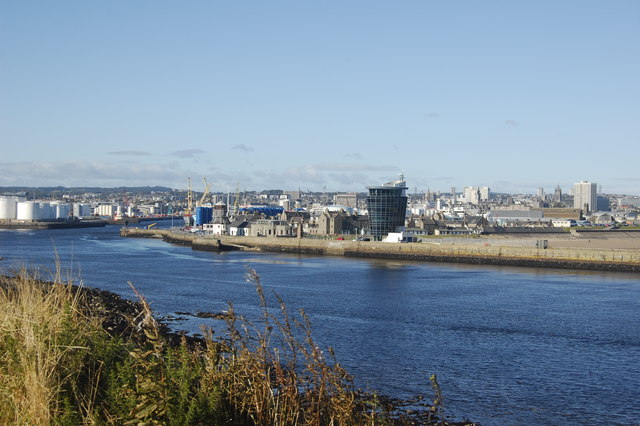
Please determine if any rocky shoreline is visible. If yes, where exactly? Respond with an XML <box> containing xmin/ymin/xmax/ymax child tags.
<box><xmin>0</xmin><ymin>276</ymin><xmax>203</xmax><ymax>348</ymax></box>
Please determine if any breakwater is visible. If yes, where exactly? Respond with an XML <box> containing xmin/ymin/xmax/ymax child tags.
<box><xmin>0</xmin><ymin>219</ymin><xmax>106</xmax><ymax>230</ymax></box>
<box><xmin>120</xmin><ymin>228</ymin><xmax>640</xmax><ymax>272</ymax></box>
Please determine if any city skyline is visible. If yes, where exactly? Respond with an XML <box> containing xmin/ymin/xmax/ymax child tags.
<box><xmin>2</xmin><ymin>1</ymin><xmax>639</xmax><ymax>195</ymax></box>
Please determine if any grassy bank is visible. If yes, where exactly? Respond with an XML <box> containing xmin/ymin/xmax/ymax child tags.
<box><xmin>0</xmin><ymin>268</ymin><xmax>465</xmax><ymax>425</ymax></box>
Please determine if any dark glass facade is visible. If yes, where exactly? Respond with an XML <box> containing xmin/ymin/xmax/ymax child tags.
<box><xmin>366</xmin><ymin>181</ymin><xmax>408</xmax><ymax>240</ymax></box>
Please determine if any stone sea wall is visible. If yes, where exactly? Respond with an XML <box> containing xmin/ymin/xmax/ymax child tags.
<box><xmin>120</xmin><ymin>228</ymin><xmax>640</xmax><ymax>272</ymax></box>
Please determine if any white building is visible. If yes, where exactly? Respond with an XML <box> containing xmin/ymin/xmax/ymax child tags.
<box><xmin>463</xmin><ymin>186</ymin><xmax>490</xmax><ymax>204</ymax></box>
<box><xmin>551</xmin><ymin>219</ymin><xmax>575</xmax><ymax>227</ymax></box>
<box><xmin>95</xmin><ymin>204</ymin><xmax>117</xmax><ymax>217</ymax></box>
<box><xmin>203</xmin><ymin>222</ymin><xmax>229</xmax><ymax>235</ymax></box>
<box><xmin>573</xmin><ymin>181</ymin><xmax>597</xmax><ymax>213</ymax></box>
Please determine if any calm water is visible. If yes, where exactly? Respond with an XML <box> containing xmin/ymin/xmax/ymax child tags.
<box><xmin>1</xmin><ymin>225</ymin><xmax>639</xmax><ymax>425</ymax></box>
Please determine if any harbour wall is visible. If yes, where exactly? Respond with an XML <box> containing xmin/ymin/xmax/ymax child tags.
<box><xmin>120</xmin><ymin>228</ymin><xmax>640</xmax><ymax>272</ymax></box>
<box><xmin>0</xmin><ymin>219</ymin><xmax>106</xmax><ymax>230</ymax></box>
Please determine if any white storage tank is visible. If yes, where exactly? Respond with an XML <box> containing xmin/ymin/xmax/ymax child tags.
<box><xmin>95</xmin><ymin>204</ymin><xmax>116</xmax><ymax>217</ymax></box>
<box><xmin>50</xmin><ymin>201</ymin><xmax>60</xmax><ymax>219</ymax></box>
<box><xmin>38</xmin><ymin>203</ymin><xmax>55</xmax><ymax>220</ymax></box>
<box><xmin>73</xmin><ymin>203</ymin><xmax>92</xmax><ymax>218</ymax></box>
<box><xmin>0</xmin><ymin>196</ymin><xmax>17</xmax><ymax>219</ymax></box>
<box><xmin>17</xmin><ymin>201</ymin><xmax>37</xmax><ymax>220</ymax></box>
<box><xmin>55</xmin><ymin>203</ymin><xmax>71</xmax><ymax>219</ymax></box>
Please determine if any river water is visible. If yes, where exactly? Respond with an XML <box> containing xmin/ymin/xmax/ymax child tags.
<box><xmin>1</xmin><ymin>225</ymin><xmax>639</xmax><ymax>425</ymax></box>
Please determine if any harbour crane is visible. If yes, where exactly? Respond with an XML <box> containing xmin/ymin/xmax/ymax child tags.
<box><xmin>197</xmin><ymin>177</ymin><xmax>212</xmax><ymax>207</ymax></box>
<box><xmin>183</xmin><ymin>177</ymin><xmax>194</xmax><ymax>226</ymax></box>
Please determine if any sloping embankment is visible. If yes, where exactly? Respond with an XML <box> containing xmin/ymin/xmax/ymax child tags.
<box><xmin>120</xmin><ymin>228</ymin><xmax>640</xmax><ymax>272</ymax></box>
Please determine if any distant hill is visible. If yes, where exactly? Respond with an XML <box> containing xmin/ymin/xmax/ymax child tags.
<box><xmin>0</xmin><ymin>186</ymin><xmax>176</xmax><ymax>197</ymax></box>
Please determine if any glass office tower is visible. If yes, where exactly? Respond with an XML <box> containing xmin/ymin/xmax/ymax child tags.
<box><xmin>366</xmin><ymin>178</ymin><xmax>408</xmax><ymax>241</ymax></box>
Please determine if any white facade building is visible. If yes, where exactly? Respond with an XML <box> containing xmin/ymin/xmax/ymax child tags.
<box><xmin>95</xmin><ymin>204</ymin><xmax>117</xmax><ymax>217</ymax></box>
<box><xmin>463</xmin><ymin>186</ymin><xmax>490</xmax><ymax>204</ymax></box>
<box><xmin>203</xmin><ymin>222</ymin><xmax>229</xmax><ymax>235</ymax></box>
<box><xmin>573</xmin><ymin>181</ymin><xmax>597</xmax><ymax>213</ymax></box>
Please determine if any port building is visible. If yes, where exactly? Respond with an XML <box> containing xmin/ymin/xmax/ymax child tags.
<box><xmin>366</xmin><ymin>178</ymin><xmax>408</xmax><ymax>241</ymax></box>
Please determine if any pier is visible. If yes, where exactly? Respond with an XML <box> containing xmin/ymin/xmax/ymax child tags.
<box><xmin>120</xmin><ymin>228</ymin><xmax>640</xmax><ymax>272</ymax></box>
<box><xmin>0</xmin><ymin>219</ymin><xmax>106</xmax><ymax>230</ymax></box>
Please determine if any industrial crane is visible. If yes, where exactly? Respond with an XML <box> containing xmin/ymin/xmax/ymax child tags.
<box><xmin>183</xmin><ymin>177</ymin><xmax>194</xmax><ymax>226</ymax></box>
<box><xmin>197</xmin><ymin>177</ymin><xmax>212</xmax><ymax>207</ymax></box>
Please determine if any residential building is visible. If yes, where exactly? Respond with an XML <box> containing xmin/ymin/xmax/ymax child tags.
<box><xmin>463</xmin><ymin>186</ymin><xmax>490</xmax><ymax>204</ymax></box>
<box><xmin>573</xmin><ymin>181</ymin><xmax>598</xmax><ymax>213</ymax></box>
<box><xmin>229</xmin><ymin>217</ymin><xmax>250</xmax><ymax>236</ymax></box>
<box><xmin>334</xmin><ymin>193</ymin><xmax>358</xmax><ymax>209</ymax></box>
<box><xmin>317</xmin><ymin>209</ymin><xmax>345</xmax><ymax>235</ymax></box>
<box><xmin>248</xmin><ymin>219</ymin><xmax>293</xmax><ymax>237</ymax></box>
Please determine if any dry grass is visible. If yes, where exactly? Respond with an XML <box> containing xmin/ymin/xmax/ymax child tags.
<box><xmin>210</xmin><ymin>268</ymin><xmax>371</xmax><ymax>425</ymax></box>
<box><xmin>0</xmin><ymin>266</ymin><xmax>459</xmax><ymax>425</ymax></box>
<box><xmin>0</xmin><ymin>267</ymin><xmax>98</xmax><ymax>424</ymax></box>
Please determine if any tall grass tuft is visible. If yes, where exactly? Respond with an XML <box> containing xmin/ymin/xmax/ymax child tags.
<box><xmin>0</xmin><ymin>268</ymin><xmax>101</xmax><ymax>423</ymax></box>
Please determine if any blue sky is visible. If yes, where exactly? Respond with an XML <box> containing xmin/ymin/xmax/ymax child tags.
<box><xmin>1</xmin><ymin>1</ymin><xmax>639</xmax><ymax>195</ymax></box>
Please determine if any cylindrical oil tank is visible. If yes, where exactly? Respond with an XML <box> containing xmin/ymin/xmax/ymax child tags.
<box><xmin>0</xmin><ymin>196</ymin><xmax>17</xmax><ymax>219</ymax></box>
<box><xmin>73</xmin><ymin>203</ymin><xmax>92</xmax><ymax>218</ymax></box>
<box><xmin>55</xmin><ymin>203</ymin><xmax>71</xmax><ymax>219</ymax></box>
<box><xmin>195</xmin><ymin>206</ymin><xmax>213</xmax><ymax>226</ymax></box>
<box><xmin>50</xmin><ymin>201</ymin><xmax>60</xmax><ymax>219</ymax></box>
<box><xmin>195</xmin><ymin>207</ymin><xmax>204</xmax><ymax>226</ymax></box>
<box><xmin>38</xmin><ymin>203</ymin><xmax>55</xmax><ymax>220</ymax></box>
<box><xmin>47</xmin><ymin>203</ymin><xmax>58</xmax><ymax>220</ymax></box>
<box><xmin>17</xmin><ymin>201</ymin><xmax>36</xmax><ymax>220</ymax></box>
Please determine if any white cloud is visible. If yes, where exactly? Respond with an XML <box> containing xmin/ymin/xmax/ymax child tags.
<box><xmin>248</xmin><ymin>163</ymin><xmax>398</xmax><ymax>191</ymax></box>
<box><xmin>313</xmin><ymin>163</ymin><xmax>395</xmax><ymax>172</ymax></box>
<box><xmin>107</xmin><ymin>150</ymin><xmax>152</xmax><ymax>156</ymax></box>
<box><xmin>169</xmin><ymin>149</ymin><xmax>205</xmax><ymax>158</ymax></box>
<box><xmin>0</xmin><ymin>161</ymin><xmax>192</xmax><ymax>188</ymax></box>
<box><xmin>232</xmin><ymin>144</ymin><xmax>254</xmax><ymax>152</ymax></box>
<box><xmin>344</xmin><ymin>152</ymin><xmax>363</xmax><ymax>160</ymax></box>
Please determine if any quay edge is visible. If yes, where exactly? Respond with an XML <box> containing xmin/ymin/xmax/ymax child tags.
<box><xmin>0</xmin><ymin>219</ymin><xmax>106</xmax><ymax>230</ymax></box>
<box><xmin>120</xmin><ymin>228</ymin><xmax>640</xmax><ymax>273</ymax></box>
